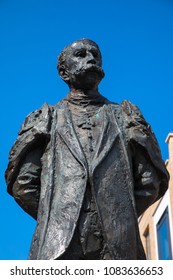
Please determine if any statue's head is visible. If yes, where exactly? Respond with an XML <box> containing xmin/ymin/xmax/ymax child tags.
<box><xmin>57</xmin><ymin>38</ymin><xmax>105</xmax><ymax>90</ymax></box>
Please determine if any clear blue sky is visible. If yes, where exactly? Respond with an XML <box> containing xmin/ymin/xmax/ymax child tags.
<box><xmin>0</xmin><ymin>0</ymin><xmax>172</xmax><ymax>259</ymax></box>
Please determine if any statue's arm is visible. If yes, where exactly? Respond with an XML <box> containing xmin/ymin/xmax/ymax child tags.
<box><xmin>5</xmin><ymin>103</ymin><xmax>52</xmax><ymax>220</ymax></box>
<box><xmin>121</xmin><ymin>100</ymin><xmax>169</xmax><ymax>217</ymax></box>
<box><xmin>12</xmin><ymin>147</ymin><xmax>43</xmax><ymax>220</ymax></box>
<box><xmin>132</xmin><ymin>147</ymin><xmax>161</xmax><ymax>217</ymax></box>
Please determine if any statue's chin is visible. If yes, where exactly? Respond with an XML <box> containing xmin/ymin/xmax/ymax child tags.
<box><xmin>84</xmin><ymin>71</ymin><xmax>99</xmax><ymax>83</ymax></box>
<box><xmin>70</xmin><ymin>71</ymin><xmax>102</xmax><ymax>90</ymax></box>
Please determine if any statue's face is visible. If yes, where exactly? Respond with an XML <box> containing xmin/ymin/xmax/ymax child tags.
<box><xmin>60</xmin><ymin>40</ymin><xmax>105</xmax><ymax>90</ymax></box>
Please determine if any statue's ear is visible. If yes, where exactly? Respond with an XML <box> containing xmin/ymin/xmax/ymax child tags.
<box><xmin>58</xmin><ymin>65</ymin><xmax>70</xmax><ymax>83</ymax></box>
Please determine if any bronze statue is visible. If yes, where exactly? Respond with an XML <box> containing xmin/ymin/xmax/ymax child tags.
<box><xmin>5</xmin><ymin>39</ymin><xmax>169</xmax><ymax>260</ymax></box>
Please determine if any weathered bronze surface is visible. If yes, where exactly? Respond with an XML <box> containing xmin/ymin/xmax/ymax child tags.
<box><xmin>5</xmin><ymin>39</ymin><xmax>169</xmax><ymax>260</ymax></box>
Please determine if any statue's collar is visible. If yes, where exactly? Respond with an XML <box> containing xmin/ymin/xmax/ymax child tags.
<box><xmin>64</xmin><ymin>91</ymin><xmax>106</xmax><ymax>107</ymax></box>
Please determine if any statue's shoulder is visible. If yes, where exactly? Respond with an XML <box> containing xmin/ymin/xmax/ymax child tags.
<box><xmin>121</xmin><ymin>100</ymin><xmax>144</xmax><ymax>119</ymax></box>
<box><xmin>18</xmin><ymin>98</ymin><xmax>70</xmax><ymax>135</ymax></box>
<box><xmin>119</xmin><ymin>100</ymin><xmax>149</xmax><ymax>129</ymax></box>
<box><xmin>19</xmin><ymin>103</ymin><xmax>53</xmax><ymax>135</ymax></box>
<box><xmin>105</xmin><ymin>99</ymin><xmax>138</xmax><ymax>114</ymax></box>
<box><xmin>104</xmin><ymin>99</ymin><xmax>121</xmax><ymax>111</ymax></box>
<box><xmin>104</xmin><ymin>99</ymin><xmax>146</xmax><ymax>125</ymax></box>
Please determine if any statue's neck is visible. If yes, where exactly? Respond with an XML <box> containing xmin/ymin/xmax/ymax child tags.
<box><xmin>65</xmin><ymin>88</ymin><xmax>106</xmax><ymax>107</ymax></box>
<box><xmin>69</xmin><ymin>88</ymin><xmax>101</xmax><ymax>99</ymax></box>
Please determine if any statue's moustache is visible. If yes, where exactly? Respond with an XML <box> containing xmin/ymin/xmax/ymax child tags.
<box><xmin>74</xmin><ymin>65</ymin><xmax>105</xmax><ymax>79</ymax></box>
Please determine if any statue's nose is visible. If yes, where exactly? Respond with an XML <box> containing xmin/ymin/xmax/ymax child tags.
<box><xmin>87</xmin><ymin>58</ymin><xmax>96</xmax><ymax>64</ymax></box>
<box><xmin>87</xmin><ymin>52</ymin><xmax>96</xmax><ymax>64</ymax></box>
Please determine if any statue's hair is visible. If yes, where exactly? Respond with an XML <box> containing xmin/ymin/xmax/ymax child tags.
<box><xmin>57</xmin><ymin>38</ymin><xmax>102</xmax><ymax>73</ymax></box>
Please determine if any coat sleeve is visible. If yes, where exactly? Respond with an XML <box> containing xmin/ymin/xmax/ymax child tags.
<box><xmin>5</xmin><ymin>103</ymin><xmax>52</xmax><ymax>219</ymax></box>
<box><xmin>121</xmin><ymin>100</ymin><xmax>169</xmax><ymax>217</ymax></box>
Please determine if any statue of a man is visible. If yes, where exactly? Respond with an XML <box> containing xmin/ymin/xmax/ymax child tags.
<box><xmin>5</xmin><ymin>38</ymin><xmax>169</xmax><ymax>260</ymax></box>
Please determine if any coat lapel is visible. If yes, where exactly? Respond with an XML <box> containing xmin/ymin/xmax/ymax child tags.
<box><xmin>56</xmin><ymin>105</ymin><xmax>88</xmax><ymax>170</ymax></box>
<box><xmin>91</xmin><ymin>105</ymin><xmax>120</xmax><ymax>172</ymax></box>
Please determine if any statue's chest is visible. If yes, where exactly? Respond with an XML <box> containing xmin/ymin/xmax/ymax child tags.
<box><xmin>70</xmin><ymin>106</ymin><xmax>104</xmax><ymax>163</ymax></box>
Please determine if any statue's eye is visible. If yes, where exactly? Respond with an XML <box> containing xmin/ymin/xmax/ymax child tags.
<box><xmin>74</xmin><ymin>50</ymin><xmax>86</xmax><ymax>58</ymax></box>
<box><xmin>91</xmin><ymin>50</ymin><xmax>99</xmax><ymax>58</ymax></box>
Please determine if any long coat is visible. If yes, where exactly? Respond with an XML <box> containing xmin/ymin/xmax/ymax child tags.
<box><xmin>5</xmin><ymin>99</ymin><xmax>169</xmax><ymax>259</ymax></box>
